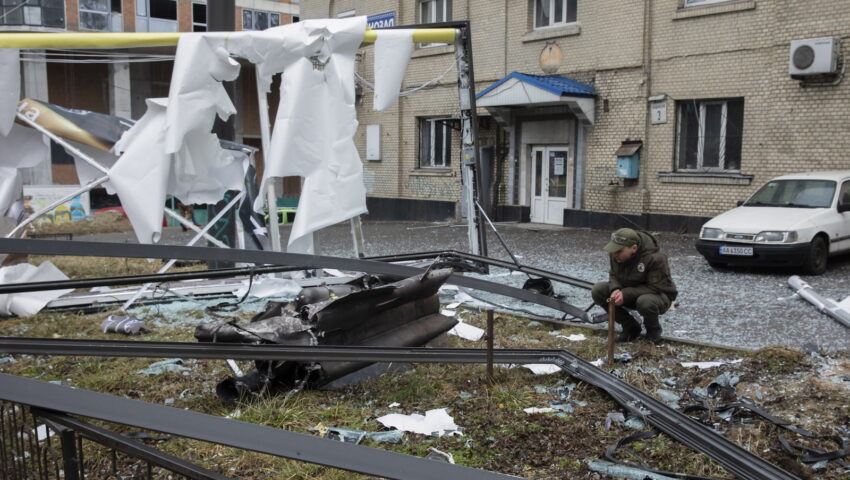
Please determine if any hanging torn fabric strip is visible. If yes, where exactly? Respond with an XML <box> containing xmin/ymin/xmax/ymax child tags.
<box><xmin>373</xmin><ymin>30</ymin><xmax>414</xmax><ymax>112</ymax></box>
<box><xmin>0</xmin><ymin>49</ymin><xmax>19</xmax><ymax>137</ymax></box>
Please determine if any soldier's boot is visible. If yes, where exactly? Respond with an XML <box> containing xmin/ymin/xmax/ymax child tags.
<box><xmin>643</xmin><ymin>314</ymin><xmax>662</xmax><ymax>345</ymax></box>
<box><xmin>615</xmin><ymin>310</ymin><xmax>641</xmax><ymax>343</ymax></box>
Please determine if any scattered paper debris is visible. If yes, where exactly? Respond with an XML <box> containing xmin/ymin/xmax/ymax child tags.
<box><xmin>138</xmin><ymin>358</ymin><xmax>189</xmax><ymax>376</ymax></box>
<box><xmin>446</xmin><ymin>302</ymin><xmax>461</xmax><ymax>309</ymax></box>
<box><xmin>448</xmin><ymin>321</ymin><xmax>484</xmax><ymax>341</ymax></box>
<box><xmin>323</xmin><ymin>269</ymin><xmax>347</xmax><ymax>277</ymax></box>
<box><xmin>376</xmin><ymin>408</ymin><xmax>462</xmax><ymax>437</ymax></box>
<box><xmin>0</xmin><ymin>262</ymin><xmax>73</xmax><ymax>317</ymax></box>
<box><xmin>319</xmin><ymin>426</ymin><xmax>404</xmax><ymax>444</ymax></box>
<box><xmin>591</xmin><ymin>359</ymin><xmax>604</xmax><ymax>367</ymax></box>
<box><xmin>425</xmin><ymin>447</ymin><xmax>455</xmax><ymax>464</ymax></box>
<box><xmin>388</xmin><ymin>402</ymin><xmax>400</xmax><ymax>408</ymax></box>
<box><xmin>522</xmin><ymin>364</ymin><xmax>562</xmax><ymax>375</ymax></box>
<box><xmin>440</xmin><ymin>309</ymin><xmax>457</xmax><ymax>317</ymax></box>
<box><xmin>524</xmin><ymin>407</ymin><xmax>554</xmax><ymax>414</ymax></box>
<box><xmin>680</xmin><ymin>359</ymin><xmax>742</xmax><ymax>370</ymax></box>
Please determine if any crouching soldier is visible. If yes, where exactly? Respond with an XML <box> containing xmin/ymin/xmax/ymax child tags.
<box><xmin>591</xmin><ymin>228</ymin><xmax>677</xmax><ymax>344</ymax></box>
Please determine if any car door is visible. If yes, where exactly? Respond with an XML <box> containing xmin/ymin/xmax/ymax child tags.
<box><xmin>834</xmin><ymin>180</ymin><xmax>850</xmax><ymax>253</ymax></box>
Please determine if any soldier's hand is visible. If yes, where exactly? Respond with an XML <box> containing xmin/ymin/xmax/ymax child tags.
<box><xmin>609</xmin><ymin>289</ymin><xmax>624</xmax><ymax>306</ymax></box>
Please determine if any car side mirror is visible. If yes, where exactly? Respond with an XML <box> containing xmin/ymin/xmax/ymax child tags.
<box><xmin>838</xmin><ymin>203</ymin><xmax>850</xmax><ymax>213</ymax></box>
<box><xmin>736</xmin><ymin>200</ymin><xmax>745</xmax><ymax>207</ymax></box>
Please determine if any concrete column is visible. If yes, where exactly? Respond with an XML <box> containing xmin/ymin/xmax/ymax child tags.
<box><xmin>20</xmin><ymin>55</ymin><xmax>52</xmax><ymax>185</ymax></box>
<box><xmin>109</xmin><ymin>59</ymin><xmax>132</xmax><ymax>119</ymax></box>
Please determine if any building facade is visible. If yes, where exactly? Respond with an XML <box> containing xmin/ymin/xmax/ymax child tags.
<box><xmin>302</xmin><ymin>0</ymin><xmax>850</xmax><ymax>231</ymax></box>
<box><xmin>1</xmin><ymin>0</ymin><xmax>300</xmax><ymax>190</ymax></box>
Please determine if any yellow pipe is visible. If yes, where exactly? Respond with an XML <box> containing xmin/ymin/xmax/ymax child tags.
<box><xmin>0</xmin><ymin>28</ymin><xmax>456</xmax><ymax>49</ymax></box>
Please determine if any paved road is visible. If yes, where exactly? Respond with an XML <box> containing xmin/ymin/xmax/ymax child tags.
<box><xmin>80</xmin><ymin>221</ymin><xmax>850</xmax><ymax>351</ymax></box>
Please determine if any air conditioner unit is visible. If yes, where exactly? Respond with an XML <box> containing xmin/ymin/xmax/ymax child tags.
<box><xmin>789</xmin><ymin>37</ymin><xmax>840</xmax><ymax>77</ymax></box>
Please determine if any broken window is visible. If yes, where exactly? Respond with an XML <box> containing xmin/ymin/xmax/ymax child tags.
<box><xmin>79</xmin><ymin>0</ymin><xmax>110</xmax><ymax>31</ymax></box>
<box><xmin>419</xmin><ymin>118</ymin><xmax>453</xmax><ymax>169</ymax></box>
<box><xmin>676</xmin><ymin>99</ymin><xmax>743</xmax><ymax>172</ymax></box>
<box><xmin>1</xmin><ymin>0</ymin><xmax>64</xmax><ymax>27</ymax></box>
<box><xmin>192</xmin><ymin>2</ymin><xmax>205</xmax><ymax>31</ymax></box>
<box><xmin>242</xmin><ymin>8</ymin><xmax>279</xmax><ymax>30</ymax></box>
<box><xmin>533</xmin><ymin>0</ymin><xmax>577</xmax><ymax>29</ymax></box>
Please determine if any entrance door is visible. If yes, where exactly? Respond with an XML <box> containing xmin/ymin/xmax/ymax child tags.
<box><xmin>530</xmin><ymin>146</ymin><xmax>571</xmax><ymax>225</ymax></box>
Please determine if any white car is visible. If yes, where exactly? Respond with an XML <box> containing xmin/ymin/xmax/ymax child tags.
<box><xmin>696</xmin><ymin>171</ymin><xmax>850</xmax><ymax>274</ymax></box>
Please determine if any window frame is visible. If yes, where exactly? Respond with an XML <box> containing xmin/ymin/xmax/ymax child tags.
<box><xmin>242</xmin><ymin>8</ymin><xmax>279</xmax><ymax>31</ymax></box>
<box><xmin>533</xmin><ymin>0</ymin><xmax>576</xmax><ymax>30</ymax></box>
<box><xmin>418</xmin><ymin>0</ymin><xmax>451</xmax><ymax>47</ymax></box>
<box><xmin>419</xmin><ymin>117</ymin><xmax>454</xmax><ymax>169</ymax></box>
<box><xmin>675</xmin><ymin>98</ymin><xmax>744</xmax><ymax>173</ymax></box>
<box><xmin>78</xmin><ymin>0</ymin><xmax>111</xmax><ymax>31</ymax></box>
<box><xmin>192</xmin><ymin>2</ymin><xmax>206</xmax><ymax>31</ymax></box>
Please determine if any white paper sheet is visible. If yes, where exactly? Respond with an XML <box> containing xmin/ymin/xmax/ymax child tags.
<box><xmin>680</xmin><ymin>359</ymin><xmax>742</xmax><ymax>370</ymax></box>
<box><xmin>522</xmin><ymin>364</ymin><xmax>562</xmax><ymax>375</ymax></box>
<box><xmin>448</xmin><ymin>321</ymin><xmax>484</xmax><ymax>341</ymax></box>
<box><xmin>376</xmin><ymin>408</ymin><xmax>461</xmax><ymax>437</ymax></box>
<box><xmin>0</xmin><ymin>49</ymin><xmax>20</xmax><ymax>137</ymax></box>
<box><xmin>0</xmin><ymin>262</ymin><xmax>73</xmax><ymax>317</ymax></box>
<box><xmin>523</xmin><ymin>407</ymin><xmax>554</xmax><ymax>414</ymax></box>
<box><xmin>373</xmin><ymin>30</ymin><xmax>414</xmax><ymax>111</ymax></box>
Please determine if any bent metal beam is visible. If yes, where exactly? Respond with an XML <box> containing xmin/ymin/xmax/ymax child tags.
<box><xmin>0</xmin><ymin>238</ymin><xmax>590</xmax><ymax>320</ymax></box>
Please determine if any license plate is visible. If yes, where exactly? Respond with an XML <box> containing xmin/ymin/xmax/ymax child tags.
<box><xmin>719</xmin><ymin>245</ymin><xmax>754</xmax><ymax>256</ymax></box>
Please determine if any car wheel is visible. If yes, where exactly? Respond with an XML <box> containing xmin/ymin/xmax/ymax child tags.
<box><xmin>802</xmin><ymin>237</ymin><xmax>828</xmax><ymax>275</ymax></box>
<box><xmin>707</xmin><ymin>261</ymin><xmax>727</xmax><ymax>269</ymax></box>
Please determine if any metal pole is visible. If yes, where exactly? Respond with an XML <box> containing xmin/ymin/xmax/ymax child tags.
<box><xmin>606</xmin><ymin>299</ymin><xmax>616</xmax><ymax>366</ymax></box>
<box><xmin>486</xmin><ymin>309</ymin><xmax>494</xmax><ymax>380</ymax></box>
<box><xmin>6</xmin><ymin>175</ymin><xmax>109</xmax><ymax>238</ymax></box>
<box><xmin>350</xmin><ymin>216</ymin><xmax>365</xmax><ymax>258</ymax></box>
<box><xmin>454</xmin><ymin>23</ymin><xmax>487</xmax><ymax>256</ymax></box>
<box><xmin>122</xmin><ymin>192</ymin><xmax>244</xmax><ymax>311</ymax></box>
<box><xmin>58</xmin><ymin>427</ymin><xmax>80</xmax><ymax>480</ymax></box>
<box><xmin>254</xmin><ymin>71</ymin><xmax>283</xmax><ymax>253</ymax></box>
<box><xmin>164</xmin><ymin>209</ymin><xmax>229</xmax><ymax>248</ymax></box>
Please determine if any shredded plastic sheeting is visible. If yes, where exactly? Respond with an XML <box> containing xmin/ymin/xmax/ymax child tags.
<box><xmin>447</xmin><ymin>320</ymin><xmax>485</xmax><ymax>341</ymax></box>
<box><xmin>586</xmin><ymin>459</ymin><xmax>680</xmax><ymax>480</ymax></box>
<box><xmin>0</xmin><ymin>49</ymin><xmax>19</xmax><ymax>136</ymax></box>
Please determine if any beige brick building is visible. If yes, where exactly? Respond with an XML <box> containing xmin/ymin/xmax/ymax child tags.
<box><xmin>305</xmin><ymin>0</ymin><xmax>850</xmax><ymax>231</ymax></box>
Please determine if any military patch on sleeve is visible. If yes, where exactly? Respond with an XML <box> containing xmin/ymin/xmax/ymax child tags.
<box><xmin>637</xmin><ymin>262</ymin><xmax>645</xmax><ymax>272</ymax></box>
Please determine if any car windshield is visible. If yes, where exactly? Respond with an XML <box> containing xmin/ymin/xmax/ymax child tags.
<box><xmin>744</xmin><ymin>179</ymin><xmax>836</xmax><ymax>208</ymax></box>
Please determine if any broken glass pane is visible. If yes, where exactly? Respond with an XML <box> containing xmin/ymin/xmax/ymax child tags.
<box><xmin>80</xmin><ymin>10</ymin><xmax>109</xmax><ymax>30</ymax></box>
<box><xmin>242</xmin><ymin>9</ymin><xmax>252</xmax><ymax>30</ymax></box>
<box><xmin>23</xmin><ymin>5</ymin><xmax>41</xmax><ymax>24</ymax></box>
<box><xmin>255</xmin><ymin>10</ymin><xmax>267</xmax><ymax>29</ymax></box>
<box><xmin>2</xmin><ymin>6</ymin><xmax>23</xmax><ymax>24</ymax></box>
<box><xmin>269</xmin><ymin>12</ymin><xmax>278</xmax><ymax>27</ymax></box>
<box><xmin>80</xmin><ymin>0</ymin><xmax>108</xmax><ymax>12</ymax></box>
<box><xmin>42</xmin><ymin>6</ymin><xmax>64</xmax><ymax>26</ymax></box>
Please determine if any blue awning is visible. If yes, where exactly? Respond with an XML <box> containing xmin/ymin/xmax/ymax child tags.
<box><xmin>476</xmin><ymin>72</ymin><xmax>596</xmax><ymax>125</ymax></box>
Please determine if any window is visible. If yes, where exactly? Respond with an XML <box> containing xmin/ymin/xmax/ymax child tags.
<box><xmin>419</xmin><ymin>118</ymin><xmax>453</xmax><ymax>168</ymax></box>
<box><xmin>1</xmin><ymin>0</ymin><xmax>65</xmax><ymax>28</ymax></box>
<box><xmin>419</xmin><ymin>0</ymin><xmax>451</xmax><ymax>24</ymax></box>
<box><xmin>534</xmin><ymin>0</ymin><xmax>577</xmax><ymax>29</ymax></box>
<box><xmin>136</xmin><ymin>0</ymin><xmax>177</xmax><ymax>32</ymax></box>
<box><xmin>242</xmin><ymin>8</ymin><xmax>279</xmax><ymax>30</ymax></box>
<box><xmin>192</xmin><ymin>2</ymin><xmax>206</xmax><ymax>31</ymax></box>
<box><xmin>684</xmin><ymin>0</ymin><xmax>733</xmax><ymax>6</ymax></box>
<box><xmin>676</xmin><ymin>99</ymin><xmax>743</xmax><ymax>172</ymax></box>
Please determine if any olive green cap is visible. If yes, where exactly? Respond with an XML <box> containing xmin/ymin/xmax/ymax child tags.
<box><xmin>604</xmin><ymin>228</ymin><xmax>639</xmax><ymax>253</ymax></box>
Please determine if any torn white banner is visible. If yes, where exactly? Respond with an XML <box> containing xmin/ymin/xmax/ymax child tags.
<box><xmin>0</xmin><ymin>49</ymin><xmax>20</xmax><ymax>137</ymax></box>
<box><xmin>373</xmin><ymin>30</ymin><xmax>414</xmax><ymax>111</ymax></box>
<box><xmin>0</xmin><ymin>262</ymin><xmax>73</xmax><ymax>317</ymax></box>
<box><xmin>376</xmin><ymin>408</ymin><xmax>462</xmax><ymax>437</ymax></box>
<box><xmin>0</xmin><ymin>123</ymin><xmax>50</xmax><ymax>170</ymax></box>
<box><xmin>0</xmin><ymin>167</ymin><xmax>21</xmax><ymax>217</ymax></box>
<box><xmin>111</xmin><ymin>98</ymin><xmax>243</xmax><ymax>243</ymax></box>
<box><xmin>255</xmin><ymin>17</ymin><xmax>368</xmax><ymax>253</ymax></box>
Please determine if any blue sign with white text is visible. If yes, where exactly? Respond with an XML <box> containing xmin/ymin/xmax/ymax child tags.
<box><xmin>367</xmin><ymin>11</ymin><xmax>395</xmax><ymax>29</ymax></box>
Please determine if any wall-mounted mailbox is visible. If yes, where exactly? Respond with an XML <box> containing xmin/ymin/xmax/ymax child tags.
<box><xmin>615</xmin><ymin>141</ymin><xmax>642</xmax><ymax>179</ymax></box>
